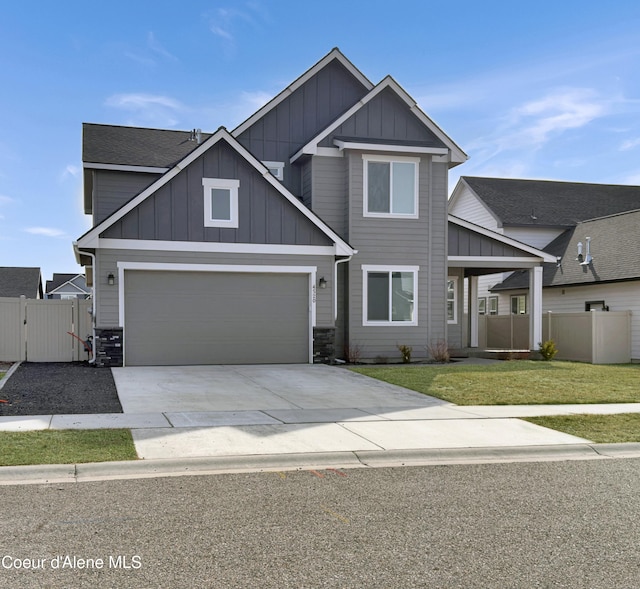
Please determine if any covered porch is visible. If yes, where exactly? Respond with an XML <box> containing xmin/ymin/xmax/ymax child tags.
<box><xmin>446</xmin><ymin>216</ymin><xmax>557</xmax><ymax>353</ymax></box>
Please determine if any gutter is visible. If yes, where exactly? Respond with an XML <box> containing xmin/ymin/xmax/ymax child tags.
<box><xmin>73</xmin><ymin>242</ymin><xmax>97</xmax><ymax>364</ymax></box>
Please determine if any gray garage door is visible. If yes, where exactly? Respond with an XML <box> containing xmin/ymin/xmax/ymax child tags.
<box><xmin>124</xmin><ymin>270</ymin><xmax>310</xmax><ymax>366</ymax></box>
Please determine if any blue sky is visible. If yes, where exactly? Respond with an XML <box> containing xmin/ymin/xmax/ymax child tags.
<box><xmin>2</xmin><ymin>1</ymin><xmax>640</xmax><ymax>284</ymax></box>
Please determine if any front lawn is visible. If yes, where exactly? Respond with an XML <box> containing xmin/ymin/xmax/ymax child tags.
<box><xmin>525</xmin><ymin>414</ymin><xmax>640</xmax><ymax>443</ymax></box>
<box><xmin>351</xmin><ymin>361</ymin><xmax>640</xmax><ymax>405</ymax></box>
<box><xmin>0</xmin><ymin>429</ymin><xmax>138</xmax><ymax>467</ymax></box>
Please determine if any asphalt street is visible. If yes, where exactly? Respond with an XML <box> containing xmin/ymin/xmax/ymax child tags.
<box><xmin>1</xmin><ymin>459</ymin><xmax>640</xmax><ymax>588</ymax></box>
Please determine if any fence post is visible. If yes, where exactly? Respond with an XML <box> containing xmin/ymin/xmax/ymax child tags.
<box><xmin>19</xmin><ymin>295</ymin><xmax>27</xmax><ymax>361</ymax></box>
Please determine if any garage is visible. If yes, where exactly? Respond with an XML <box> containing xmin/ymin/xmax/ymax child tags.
<box><xmin>123</xmin><ymin>269</ymin><xmax>311</xmax><ymax>366</ymax></box>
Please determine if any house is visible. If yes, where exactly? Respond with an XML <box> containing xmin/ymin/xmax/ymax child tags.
<box><xmin>45</xmin><ymin>273</ymin><xmax>90</xmax><ymax>299</ymax></box>
<box><xmin>0</xmin><ymin>267</ymin><xmax>43</xmax><ymax>298</ymax></box>
<box><xmin>74</xmin><ymin>49</ymin><xmax>552</xmax><ymax>367</ymax></box>
<box><xmin>449</xmin><ymin>177</ymin><xmax>640</xmax><ymax>360</ymax></box>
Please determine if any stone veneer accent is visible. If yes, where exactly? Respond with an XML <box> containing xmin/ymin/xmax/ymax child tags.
<box><xmin>313</xmin><ymin>327</ymin><xmax>335</xmax><ymax>364</ymax></box>
<box><xmin>94</xmin><ymin>327</ymin><xmax>123</xmax><ymax>367</ymax></box>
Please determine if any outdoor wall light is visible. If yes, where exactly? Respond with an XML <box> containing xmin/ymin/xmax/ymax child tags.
<box><xmin>318</xmin><ymin>276</ymin><xmax>327</xmax><ymax>289</ymax></box>
<box><xmin>107</xmin><ymin>273</ymin><xmax>115</xmax><ymax>286</ymax></box>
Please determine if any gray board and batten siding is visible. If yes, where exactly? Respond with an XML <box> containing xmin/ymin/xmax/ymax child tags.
<box><xmin>235</xmin><ymin>58</ymin><xmax>370</xmax><ymax>196</ymax></box>
<box><xmin>448</xmin><ymin>222</ymin><xmax>532</xmax><ymax>260</ymax></box>
<box><xmin>100</xmin><ymin>139</ymin><xmax>333</xmax><ymax>247</ymax></box>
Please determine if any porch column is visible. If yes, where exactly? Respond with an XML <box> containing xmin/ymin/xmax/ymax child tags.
<box><xmin>469</xmin><ymin>275</ymin><xmax>479</xmax><ymax>347</ymax></box>
<box><xmin>529</xmin><ymin>266</ymin><xmax>543</xmax><ymax>350</ymax></box>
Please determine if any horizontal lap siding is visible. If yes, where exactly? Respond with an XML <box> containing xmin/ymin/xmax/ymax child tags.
<box><xmin>449</xmin><ymin>185</ymin><xmax>499</xmax><ymax>229</ymax></box>
<box><xmin>95</xmin><ymin>249</ymin><xmax>335</xmax><ymax>330</ymax></box>
<box><xmin>345</xmin><ymin>152</ymin><xmax>447</xmax><ymax>361</ymax></box>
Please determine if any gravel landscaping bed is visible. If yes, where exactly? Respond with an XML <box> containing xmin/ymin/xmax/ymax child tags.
<box><xmin>0</xmin><ymin>362</ymin><xmax>123</xmax><ymax>416</ymax></box>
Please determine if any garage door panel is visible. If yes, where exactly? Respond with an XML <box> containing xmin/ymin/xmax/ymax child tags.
<box><xmin>124</xmin><ymin>271</ymin><xmax>309</xmax><ymax>365</ymax></box>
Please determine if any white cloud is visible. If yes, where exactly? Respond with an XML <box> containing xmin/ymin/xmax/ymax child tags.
<box><xmin>620</xmin><ymin>137</ymin><xmax>640</xmax><ymax>151</ymax></box>
<box><xmin>147</xmin><ymin>32</ymin><xmax>177</xmax><ymax>61</ymax></box>
<box><xmin>105</xmin><ymin>93</ymin><xmax>184</xmax><ymax>127</ymax></box>
<box><xmin>60</xmin><ymin>164</ymin><xmax>80</xmax><ymax>181</ymax></box>
<box><xmin>25</xmin><ymin>227</ymin><xmax>67</xmax><ymax>238</ymax></box>
<box><xmin>0</xmin><ymin>195</ymin><xmax>13</xmax><ymax>205</ymax></box>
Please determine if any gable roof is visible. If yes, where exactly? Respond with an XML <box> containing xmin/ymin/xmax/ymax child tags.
<box><xmin>232</xmin><ymin>48</ymin><xmax>373</xmax><ymax>138</ymax></box>
<box><xmin>492</xmin><ymin>208</ymin><xmax>640</xmax><ymax>290</ymax></box>
<box><xmin>291</xmin><ymin>76</ymin><xmax>467</xmax><ymax>166</ymax></box>
<box><xmin>76</xmin><ymin>127</ymin><xmax>355</xmax><ymax>256</ymax></box>
<box><xmin>454</xmin><ymin>177</ymin><xmax>640</xmax><ymax>227</ymax></box>
<box><xmin>45</xmin><ymin>273</ymin><xmax>88</xmax><ymax>294</ymax></box>
<box><xmin>0</xmin><ymin>267</ymin><xmax>43</xmax><ymax>298</ymax></box>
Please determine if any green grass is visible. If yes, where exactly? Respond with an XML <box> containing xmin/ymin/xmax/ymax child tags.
<box><xmin>351</xmin><ymin>361</ymin><xmax>640</xmax><ymax>405</ymax></box>
<box><xmin>0</xmin><ymin>429</ymin><xmax>138</xmax><ymax>467</ymax></box>
<box><xmin>525</xmin><ymin>414</ymin><xmax>640</xmax><ymax>443</ymax></box>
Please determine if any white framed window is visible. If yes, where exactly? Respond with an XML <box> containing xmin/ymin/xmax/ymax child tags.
<box><xmin>263</xmin><ymin>161</ymin><xmax>284</xmax><ymax>181</ymax></box>
<box><xmin>478</xmin><ymin>297</ymin><xmax>487</xmax><ymax>315</ymax></box>
<box><xmin>447</xmin><ymin>277</ymin><xmax>458</xmax><ymax>324</ymax></box>
<box><xmin>363</xmin><ymin>154</ymin><xmax>419</xmax><ymax>218</ymax></box>
<box><xmin>488</xmin><ymin>296</ymin><xmax>498</xmax><ymax>315</ymax></box>
<box><xmin>511</xmin><ymin>294</ymin><xmax>527</xmax><ymax>314</ymax></box>
<box><xmin>203</xmin><ymin>178</ymin><xmax>239</xmax><ymax>228</ymax></box>
<box><xmin>362</xmin><ymin>265</ymin><xmax>418</xmax><ymax>326</ymax></box>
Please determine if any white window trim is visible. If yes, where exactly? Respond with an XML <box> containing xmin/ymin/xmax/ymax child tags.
<box><xmin>447</xmin><ymin>276</ymin><xmax>458</xmax><ymax>324</ymax></box>
<box><xmin>203</xmin><ymin>178</ymin><xmax>239</xmax><ymax>228</ymax></box>
<box><xmin>262</xmin><ymin>161</ymin><xmax>284</xmax><ymax>181</ymax></box>
<box><xmin>362</xmin><ymin>264</ymin><xmax>419</xmax><ymax>326</ymax></box>
<box><xmin>362</xmin><ymin>154</ymin><xmax>419</xmax><ymax>219</ymax></box>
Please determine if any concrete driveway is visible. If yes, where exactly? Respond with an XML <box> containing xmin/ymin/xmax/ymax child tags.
<box><xmin>107</xmin><ymin>364</ymin><xmax>590</xmax><ymax>461</ymax></box>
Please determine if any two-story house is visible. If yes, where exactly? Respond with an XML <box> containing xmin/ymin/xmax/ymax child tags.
<box><xmin>74</xmin><ymin>49</ymin><xmax>552</xmax><ymax>366</ymax></box>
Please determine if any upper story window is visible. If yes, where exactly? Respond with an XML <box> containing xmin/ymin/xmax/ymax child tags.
<box><xmin>363</xmin><ymin>154</ymin><xmax>419</xmax><ymax>218</ymax></box>
<box><xmin>263</xmin><ymin>161</ymin><xmax>284</xmax><ymax>181</ymax></box>
<box><xmin>203</xmin><ymin>178</ymin><xmax>239</xmax><ymax>228</ymax></box>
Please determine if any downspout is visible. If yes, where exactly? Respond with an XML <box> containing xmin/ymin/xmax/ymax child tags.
<box><xmin>334</xmin><ymin>255</ymin><xmax>353</xmax><ymax>321</ymax></box>
<box><xmin>74</xmin><ymin>243</ymin><xmax>97</xmax><ymax>364</ymax></box>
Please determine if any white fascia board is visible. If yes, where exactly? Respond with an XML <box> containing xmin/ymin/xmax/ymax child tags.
<box><xmin>83</xmin><ymin>162</ymin><xmax>169</xmax><ymax>174</ymax></box>
<box><xmin>447</xmin><ymin>256</ymin><xmax>546</xmax><ymax>268</ymax></box>
<box><xmin>232</xmin><ymin>49</ymin><xmax>373</xmax><ymax>137</ymax></box>
<box><xmin>335</xmin><ymin>139</ymin><xmax>448</xmax><ymax>155</ymax></box>
<box><xmin>448</xmin><ymin>215</ymin><xmax>557</xmax><ymax>263</ymax></box>
<box><xmin>98</xmin><ymin>238</ymin><xmax>337</xmax><ymax>256</ymax></box>
<box><xmin>49</xmin><ymin>281</ymin><xmax>85</xmax><ymax>295</ymax></box>
<box><xmin>78</xmin><ymin>126</ymin><xmax>355</xmax><ymax>257</ymax></box>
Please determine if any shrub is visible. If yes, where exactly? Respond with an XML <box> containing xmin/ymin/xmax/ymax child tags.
<box><xmin>343</xmin><ymin>342</ymin><xmax>363</xmax><ymax>364</ymax></box>
<box><xmin>538</xmin><ymin>340</ymin><xmax>559</xmax><ymax>361</ymax></box>
<box><xmin>427</xmin><ymin>339</ymin><xmax>450</xmax><ymax>363</ymax></box>
<box><xmin>397</xmin><ymin>344</ymin><xmax>412</xmax><ymax>364</ymax></box>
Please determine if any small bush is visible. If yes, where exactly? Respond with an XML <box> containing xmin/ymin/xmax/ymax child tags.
<box><xmin>344</xmin><ymin>342</ymin><xmax>363</xmax><ymax>364</ymax></box>
<box><xmin>538</xmin><ymin>340</ymin><xmax>559</xmax><ymax>361</ymax></box>
<box><xmin>427</xmin><ymin>340</ymin><xmax>450</xmax><ymax>363</ymax></box>
<box><xmin>397</xmin><ymin>344</ymin><xmax>412</xmax><ymax>364</ymax></box>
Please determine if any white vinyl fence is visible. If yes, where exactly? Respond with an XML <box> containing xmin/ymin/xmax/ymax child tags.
<box><xmin>0</xmin><ymin>296</ymin><xmax>92</xmax><ymax>362</ymax></box>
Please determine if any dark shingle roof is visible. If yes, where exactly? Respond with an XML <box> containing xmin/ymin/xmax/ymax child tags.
<box><xmin>492</xmin><ymin>209</ymin><xmax>640</xmax><ymax>290</ymax></box>
<box><xmin>462</xmin><ymin>177</ymin><xmax>640</xmax><ymax>227</ymax></box>
<box><xmin>83</xmin><ymin>124</ymin><xmax>212</xmax><ymax>168</ymax></box>
<box><xmin>0</xmin><ymin>267</ymin><xmax>43</xmax><ymax>298</ymax></box>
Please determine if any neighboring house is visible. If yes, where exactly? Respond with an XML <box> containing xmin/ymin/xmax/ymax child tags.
<box><xmin>74</xmin><ymin>49</ymin><xmax>552</xmax><ymax>367</ymax></box>
<box><xmin>0</xmin><ymin>267</ymin><xmax>43</xmax><ymax>298</ymax></box>
<box><xmin>449</xmin><ymin>177</ymin><xmax>640</xmax><ymax>360</ymax></box>
<box><xmin>45</xmin><ymin>273</ymin><xmax>90</xmax><ymax>299</ymax></box>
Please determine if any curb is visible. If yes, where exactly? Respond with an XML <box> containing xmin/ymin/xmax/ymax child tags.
<box><xmin>2</xmin><ymin>443</ymin><xmax>640</xmax><ymax>486</ymax></box>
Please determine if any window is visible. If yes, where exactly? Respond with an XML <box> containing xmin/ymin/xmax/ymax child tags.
<box><xmin>263</xmin><ymin>161</ymin><xmax>284</xmax><ymax>181</ymax></box>
<box><xmin>478</xmin><ymin>297</ymin><xmax>487</xmax><ymax>315</ymax></box>
<box><xmin>585</xmin><ymin>300</ymin><xmax>609</xmax><ymax>311</ymax></box>
<box><xmin>363</xmin><ymin>155</ymin><xmax>419</xmax><ymax>217</ymax></box>
<box><xmin>203</xmin><ymin>178</ymin><xmax>239</xmax><ymax>228</ymax></box>
<box><xmin>362</xmin><ymin>265</ymin><xmax>418</xmax><ymax>325</ymax></box>
<box><xmin>488</xmin><ymin>296</ymin><xmax>498</xmax><ymax>315</ymax></box>
<box><xmin>447</xmin><ymin>277</ymin><xmax>458</xmax><ymax>324</ymax></box>
<box><xmin>511</xmin><ymin>294</ymin><xmax>527</xmax><ymax>314</ymax></box>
